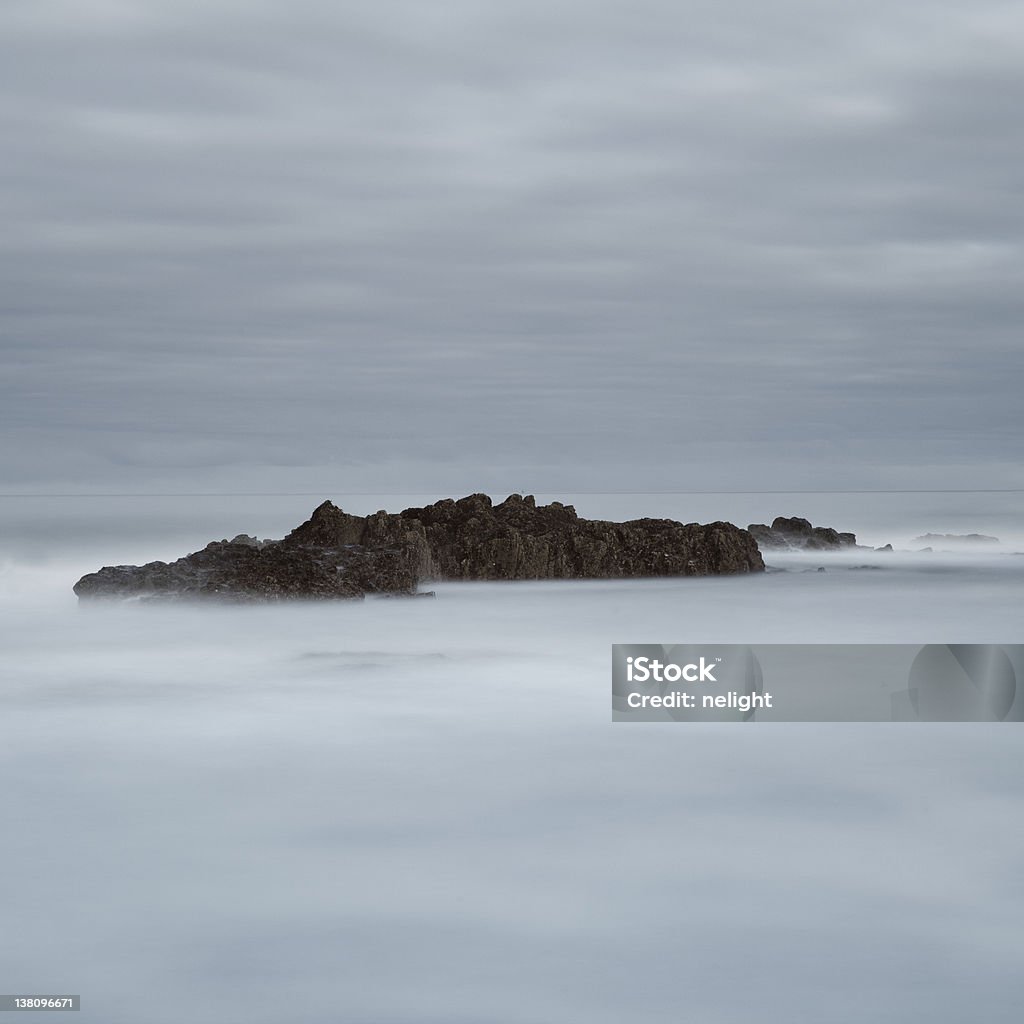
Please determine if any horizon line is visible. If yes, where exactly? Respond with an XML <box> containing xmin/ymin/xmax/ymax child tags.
<box><xmin>1</xmin><ymin>489</ymin><xmax>1022</xmax><ymax>498</ymax></box>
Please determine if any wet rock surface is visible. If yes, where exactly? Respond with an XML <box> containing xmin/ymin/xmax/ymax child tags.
<box><xmin>746</xmin><ymin>516</ymin><xmax>860</xmax><ymax>552</ymax></box>
<box><xmin>74</xmin><ymin>493</ymin><xmax>765</xmax><ymax>602</ymax></box>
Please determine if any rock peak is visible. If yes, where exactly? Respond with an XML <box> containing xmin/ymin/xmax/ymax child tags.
<box><xmin>286</xmin><ymin>500</ymin><xmax>363</xmax><ymax>547</ymax></box>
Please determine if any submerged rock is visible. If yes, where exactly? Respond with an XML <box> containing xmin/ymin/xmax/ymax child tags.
<box><xmin>73</xmin><ymin>493</ymin><xmax>765</xmax><ymax>602</ymax></box>
<box><xmin>746</xmin><ymin>516</ymin><xmax>860</xmax><ymax>552</ymax></box>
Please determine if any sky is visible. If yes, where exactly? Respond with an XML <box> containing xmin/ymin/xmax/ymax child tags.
<box><xmin>2</xmin><ymin>0</ymin><xmax>1023</xmax><ymax>495</ymax></box>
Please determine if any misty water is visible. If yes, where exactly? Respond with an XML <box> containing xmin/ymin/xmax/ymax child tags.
<box><xmin>2</xmin><ymin>492</ymin><xmax>1023</xmax><ymax>1023</ymax></box>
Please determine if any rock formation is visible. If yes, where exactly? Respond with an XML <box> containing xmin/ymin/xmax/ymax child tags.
<box><xmin>746</xmin><ymin>516</ymin><xmax>859</xmax><ymax>552</ymax></box>
<box><xmin>73</xmin><ymin>493</ymin><xmax>765</xmax><ymax>602</ymax></box>
<box><xmin>912</xmin><ymin>533</ymin><xmax>999</xmax><ymax>548</ymax></box>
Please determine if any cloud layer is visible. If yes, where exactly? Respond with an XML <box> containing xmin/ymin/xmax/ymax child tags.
<box><xmin>3</xmin><ymin>0</ymin><xmax>1022</xmax><ymax>491</ymax></box>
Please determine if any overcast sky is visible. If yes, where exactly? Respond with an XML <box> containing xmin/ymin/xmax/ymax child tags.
<box><xmin>2</xmin><ymin>0</ymin><xmax>1022</xmax><ymax>494</ymax></box>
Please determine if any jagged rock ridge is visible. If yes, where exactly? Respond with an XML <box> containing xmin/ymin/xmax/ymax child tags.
<box><xmin>73</xmin><ymin>493</ymin><xmax>765</xmax><ymax>602</ymax></box>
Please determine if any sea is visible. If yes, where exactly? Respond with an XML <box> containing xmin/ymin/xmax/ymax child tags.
<box><xmin>1</xmin><ymin>491</ymin><xmax>1022</xmax><ymax>1023</ymax></box>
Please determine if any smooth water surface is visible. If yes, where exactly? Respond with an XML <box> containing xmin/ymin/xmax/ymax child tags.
<box><xmin>1</xmin><ymin>492</ymin><xmax>1022</xmax><ymax>1023</ymax></box>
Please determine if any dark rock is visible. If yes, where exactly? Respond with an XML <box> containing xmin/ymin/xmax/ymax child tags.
<box><xmin>746</xmin><ymin>523</ymin><xmax>777</xmax><ymax>548</ymax></box>
<box><xmin>773</xmin><ymin>516</ymin><xmax>813</xmax><ymax>535</ymax></box>
<box><xmin>229</xmin><ymin>534</ymin><xmax>265</xmax><ymax>548</ymax></box>
<box><xmin>875</xmin><ymin>543</ymin><xmax>893</xmax><ymax>552</ymax></box>
<box><xmin>74</xmin><ymin>493</ymin><xmax>765</xmax><ymax>602</ymax></box>
<box><xmin>747</xmin><ymin>517</ymin><xmax>861</xmax><ymax>552</ymax></box>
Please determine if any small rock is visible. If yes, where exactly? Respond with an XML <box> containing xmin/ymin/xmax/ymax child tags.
<box><xmin>747</xmin><ymin>518</ymin><xmax>861</xmax><ymax>551</ymax></box>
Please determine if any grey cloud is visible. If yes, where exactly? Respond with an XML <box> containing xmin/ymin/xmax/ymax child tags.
<box><xmin>2</xmin><ymin>0</ymin><xmax>1022</xmax><ymax>491</ymax></box>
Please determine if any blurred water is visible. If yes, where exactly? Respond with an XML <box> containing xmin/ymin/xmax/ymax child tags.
<box><xmin>1</xmin><ymin>493</ymin><xmax>1023</xmax><ymax>1023</ymax></box>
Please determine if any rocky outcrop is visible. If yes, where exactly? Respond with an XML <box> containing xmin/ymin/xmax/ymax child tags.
<box><xmin>73</xmin><ymin>493</ymin><xmax>765</xmax><ymax>602</ymax></box>
<box><xmin>747</xmin><ymin>516</ymin><xmax>859</xmax><ymax>552</ymax></box>
<box><xmin>912</xmin><ymin>533</ymin><xmax>999</xmax><ymax>548</ymax></box>
<box><xmin>72</xmin><ymin>531</ymin><xmax>420</xmax><ymax>602</ymax></box>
